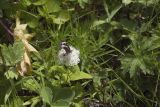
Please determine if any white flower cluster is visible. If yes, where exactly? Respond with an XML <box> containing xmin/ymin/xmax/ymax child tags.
<box><xmin>58</xmin><ymin>45</ymin><xmax>80</xmax><ymax>66</ymax></box>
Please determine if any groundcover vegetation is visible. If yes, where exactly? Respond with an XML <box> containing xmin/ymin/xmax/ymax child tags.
<box><xmin>0</xmin><ymin>0</ymin><xmax>160</xmax><ymax>107</ymax></box>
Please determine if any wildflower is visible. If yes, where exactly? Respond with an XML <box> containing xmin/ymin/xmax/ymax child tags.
<box><xmin>58</xmin><ymin>42</ymin><xmax>80</xmax><ymax>66</ymax></box>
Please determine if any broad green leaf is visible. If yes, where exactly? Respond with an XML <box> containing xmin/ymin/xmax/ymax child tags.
<box><xmin>53</xmin><ymin>87</ymin><xmax>75</xmax><ymax>102</ymax></box>
<box><xmin>52</xmin><ymin>100</ymin><xmax>70</xmax><ymax>107</ymax></box>
<box><xmin>40</xmin><ymin>87</ymin><xmax>53</xmax><ymax>104</ymax></box>
<box><xmin>68</xmin><ymin>66</ymin><xmax>92</xmax><ymax>81</ymax></box>
<box><xmin>51</xmin><ymin>10</ymin><xmax>70</xmax><ymax>24</ymax></box>
<box><xmin>21</xmin><ymin>10</ymin><xmax>39</xmax><ymax>28</ymax></box>
<box><xmin>122</xmin><ymin>0</ymin><xmax>132</xmax><ymax>5</ymax></box>
<box><xmin>43</xmin><ymin>0</ymin><xmax>61</xmax><ymax>13</ymax></box>
<box><xmin>69</xmin><ymin>70</ymin><xmax>92</xmax><ymax>81</ymax></box>
<box><xmin>50</xmin><ymin>66</ymin><xmax>92</xmax><ymax>81</ymax></box>
<box><xmin>92</xmin><ymin>20</ymin><xmax>106</xmax><ymax>28</ymax></box>
<box><xmin>1</xmin><ymin>41</ymin><xmax>25</xmax><ymax>66</ymax></box>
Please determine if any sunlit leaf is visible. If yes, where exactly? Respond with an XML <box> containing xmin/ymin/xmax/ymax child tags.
<box><xmin>5</xmin><ymin>69</ymin><xmax>18</xmax><ymax>79</ymax></box>
<box><xmin>69</xmin><ymin>70</ymin><xmax>92</xmax><ymax>81</ymax></box>
<box><xmin>43</xmin><ymin>0</ymin><xmax>61</xmax><ymax>13</ymax></box>
<box><xmin>122</xmin><ymin>0</ymin><xmax>132</xmax><ymax>5</ymax></box>
<box><xmin>40</xmin><ymin>87</ymin><xmax>53</xmax><ymax>104</ymax></box>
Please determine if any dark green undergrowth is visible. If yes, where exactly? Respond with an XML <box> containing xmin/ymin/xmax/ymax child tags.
<box><xmin>0</xmin><ymin>0</ymin><xmax>160</xmax><ymax>107</ymax></box>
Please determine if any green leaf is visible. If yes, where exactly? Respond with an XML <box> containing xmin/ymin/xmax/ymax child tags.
<box><xmin>21</xmin><ymin>10</ymin><xmax>39</xmax><ymax>28</ymax></box>
<box><xmin>49</xmin><ymin>65</ymin><xmax>66</xmax><ymax>73</ymax></box>
<box><xmin>53</xmin><ymin>87</ymin><xmax>75</xmax><ymax>102</ymax></box>
<box><xmin>69</xmin><ymin>70</ymin><xmax>92</xmax><ymax>81</ymax></box>
<box><xmin>107</xmin><ymin>4</ymin><xmax>122</xmax><ymax>22</ymax></box>
<box><xmin>103</xmin><ymin>0</ymin><xmax>110</xmax><ymax>17</ymax></box>
<box><xmin>92</xmin><ymin>20</ymin><xmax>107</xmax><ymax>28</ymax></box>
<box><xmin>32</xmin><ymin>0</ymin><xmax>46</xmax><ymax>5</ymax></box>
<box><xmin>21</xmin><ymin>0</ymin><xmax>32</xmax><ymax>6</ymax></box>
<box><xmin>40</xmin><ymin>87</ymin><xmax>53</xmax><ymax>104</ymax></box>
<box><xmin>10</xmin><ymin>96</ymin><xmax>23</xmax><ymax>107</ymax></box>
<box><xmin>4</xmin><ymin>88</ymin><xmax>12</xmax><ymax>103</ymax></box>
<box><xmin>78</xmin><ymin>0</ymin><xmax>89</xmax><ymax>8</ymax></box>
<box><xmin>43</xmin><ymin>0</ymin><xmax>61</xmax><ymax>13</ymax></box>
<box><xmin>52</xmin><ymin>100</ymin><xmax>70</xmax><ymax>107</ymax></box>
<box><xmin>5</xmin><ymin>68</ymin><xmax>18</xmax><ymax>79</ymax></box>
<box><xmin>23</xmin><ymin>96</ymin><xmax>40</xmax><ymax>107</ymax></box>
<box><xmin>23</xmin><ymin>78</ymin><xmax>40</xmax><ymax>91</ymax></box>
<box><xmin>137</xmin><ymin>0</ymin><xmax>157</xmax><ymax>5</ymax></box>
<box><xmin>51</xmin><ymin>10</ymin><xmax>70</xmax><ymax>24</ymax></box>
<box><xmin>122</xmin><ymin>0</ymin><xmax>132</xmax><ymax>5</ymax></box>
<box><xmin>120</xmin><ymin>19</ymin><xmax>136</xmax><ymax>31</ymax></box>
<box><xmin>1</xmin><ymin>41</ymin><xmax>25</xmax><ymax>66</ymax></box>
<box><xmin>130</xmin><ymin>58</ymin><xmax>140</xmax><ymax>77</ymax></box>
<box><xmin>49</xmin><ymin>66</ymin><xmax>92</xmax><ymax>81</ymax></box>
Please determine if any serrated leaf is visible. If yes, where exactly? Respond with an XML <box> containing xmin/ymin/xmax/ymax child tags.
<box><xmin>1</xmin><ymin>41</ymin><xmax>24</xmax><ymax>66</ymax></box>
<box><xmin>23</xmin><ymin>78</ymin><xmax>40</xmax><ymax>91</ymax></box>
<box><xmin>5</xmin><ymin>69</ymin><xmax>18</xmax><ymax>79</ymax></box>
<box><xmin>130</xmin><ymin>58</ymin><xmax>139</xmax><ymax>77</ymax></box>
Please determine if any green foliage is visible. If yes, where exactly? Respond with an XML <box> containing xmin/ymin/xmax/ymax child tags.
<box><xmin>1</xmin><ymin>41</ymin><xmax>24</xmax><ymax>66</ymax></box>
<box><xmin>0</xmin><ymin>0</ymin><xmax>160</xmax><ymax>107</ymax></box>
<box><xmin>40</xmin><ymin>86</ymin><xmax>53</xmax><ymax>104</ymax></box>
<box><xmin>49</xmin><ymin>66</ymin><xmax>92</xmax><ymax>82</ymax></box>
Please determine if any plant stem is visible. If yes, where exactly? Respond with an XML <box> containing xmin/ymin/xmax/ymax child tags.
<box><xmin>0</xmin><ymin>19</ymin><xmax>14</xmax><ymax>36</ymax></box>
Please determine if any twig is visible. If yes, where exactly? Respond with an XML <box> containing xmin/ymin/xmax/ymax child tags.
<box><xmin>0</xmin><ymin>19</ymin><xmax>14</xmax><ymax>36</ymax></box>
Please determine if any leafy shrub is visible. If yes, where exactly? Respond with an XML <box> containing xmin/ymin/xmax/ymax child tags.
<box><xmin>0</xmin><ymin>0</ymin><xmax>160</xmax><ymax>107</ymax></box>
